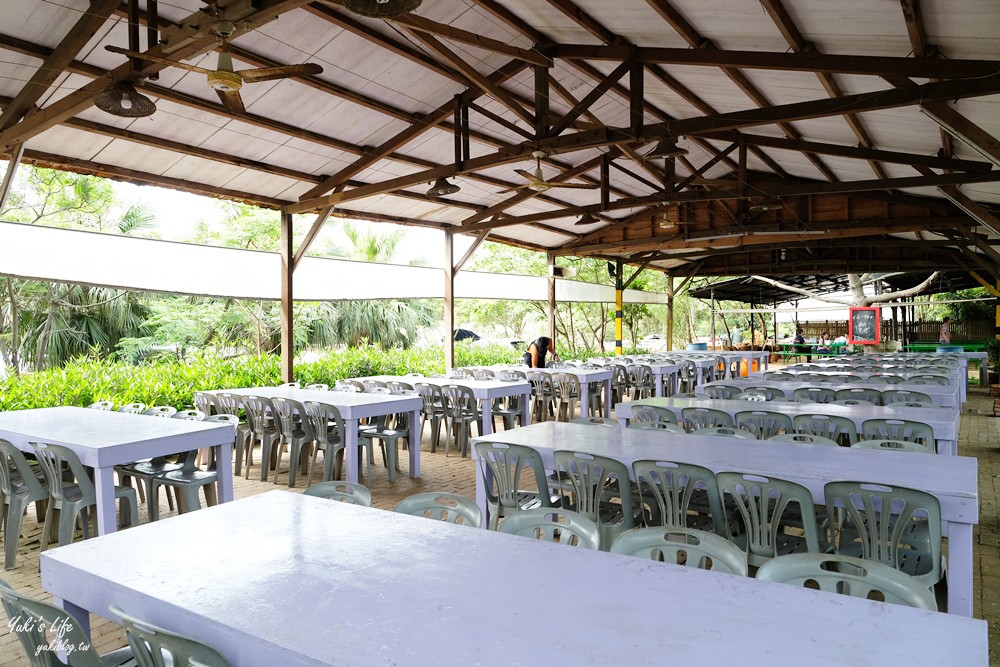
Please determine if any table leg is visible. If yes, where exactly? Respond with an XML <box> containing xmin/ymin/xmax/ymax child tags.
<box><xmin>937</xmin><ymin>438</ymin><xmax>957</xmax><ymax>457</ymax></box>
<box><xmin>947</xmin><ymin>521</ymin><xmax>974</xmax><ymax>616</ymax></box>
<box><xmin>521</xmin><ymin>389</ymin><xmax>532</xmax><ymax>426</ymax></box>
<box><xmin>603</xmin><ymin>378</ymin><xmax>612</xmax><ymax>418</ymax></box>
<box><xmin>474</xmin><ymin>451</ymin><xmax>489</xmax><ymax>529</ymax></box>
<box><xmin>215</xmin><ymin>441</ymin><xmax>234</xmax><ymax>503</ymax></box>
<box><xmin>654</xmin><ymin>373</ymin><xmax>664</xmax><ymax>397</ymax></box>
<box><xmin>408</xmin><ymin>408</ymin><xmax>421</xmax><ymax>478</ymax></box>
<box><xmin>481</xmin><ymin>400</ymin><xmax>495</xmax><ymax>436</ymax></box>
<box><xmin>580</xmin><ymin>383</ymin><xmax>592</xmax><ymax>418</ymax></box>
<box><xmin>93</xmin><ymin>467</ymin><xmax>118</xmax><ymax>535</ymax></box>
<box><xmin>980</xmin><ymin>360</ymin><xmax>987</xmax><ymax>385</ymax></box>
<box><xmin>50</xmin><ymin>596</ymin><xmax>90</xmax><ymax>656</ymax></box>
<box><xmin>344</xmin><ymin>419</ymin><xmax>359</xmax><ymax>483</ymax></box>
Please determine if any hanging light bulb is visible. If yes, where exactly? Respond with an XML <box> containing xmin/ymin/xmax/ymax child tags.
<box><xmin>658</xmin><ymin>207</ymin><xmax>675</xmax><ymax>230</ymax></box>
<box><xmin>646</xmin><ymin>139</ymin><xmax>688</xmax><ymax>159</ymax></box>
<box><xmin>426</xmin><ymin>177</ymin><xmax>460</xmax><ymax>197</ymax></box>
<box><xmin>574</xmin><ymin>213</ymin><xmax>599</xmax><ymax>226</ymax></box>
<box><xmin>119</xmin><ymin>91</ymin><xmax>133</xmax><ymax>110</ymax></box>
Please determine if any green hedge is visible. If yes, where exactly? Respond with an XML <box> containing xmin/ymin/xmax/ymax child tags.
<box><xmin>0</xmin><ymin>343</ymin><xmax>522</xmax><ymax>411</ymax></box>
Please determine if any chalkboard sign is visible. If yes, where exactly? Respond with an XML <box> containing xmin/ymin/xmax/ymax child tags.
<box><xmin>849</xmin><ymin>307</ymin><xmax>880</xmax><ymax>345</ymax></box>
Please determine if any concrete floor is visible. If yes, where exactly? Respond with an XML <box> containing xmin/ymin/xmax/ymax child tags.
<box><xmin>0</xmin><ymin>387</ymin><xmax>996</xmax><ymax>664</ymax></box>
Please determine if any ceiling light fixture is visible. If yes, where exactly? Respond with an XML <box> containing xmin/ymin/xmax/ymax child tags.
<box><xmin>646</xmin><ymin>139</ymin><xmax>688</xmax><ymax>159</ymax></box>
<box><xmin>426</xmin><ymin>177</ymin><xmax>460</xmax><ymax>197</ymax></box>
<box><xmin>93</xmin><ymin>82</ymin><xmax>156</xmax><ymax>117</ymax></box>
<box><xmin>748</xmin><ymin>200</ymin><xmax>783</xmax><ymax>213</ymax></box>
<box><xmin>574</xmin><ymin>213</ymin><xmax>599</xmax><ymax>226</ymax></box>
<box><xmin>343</xmin><ymin>0</ymin><xmax>422</xmax><ymax>18</ymax></box>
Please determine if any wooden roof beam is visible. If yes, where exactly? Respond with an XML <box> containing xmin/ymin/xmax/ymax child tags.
<box><xmin>920</xmin><ymin>101</ymin><xmax>1000</xmax><ymax>167</ymax></box>
<box><xmin>387</xmin><ymin>14</ymin><xmax>551</xmax><ymax>67</ymax></box>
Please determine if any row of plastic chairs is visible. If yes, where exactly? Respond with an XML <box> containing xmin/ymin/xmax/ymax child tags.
<box><xmin>629</xmin><ymin>405</ymin><xmax>936</xmax><ymax>449</ymax></box>
<box><xmin>303</xmin><ymin>481</ymin><xmax>483</xmax><ymax>527</ymax></box>
<box><xmin>474</xmin><ymin>441</ymin><xmax>943</xmax><ymax>609</ymax></box>
<box><xmin>0</xmin><ymin>578</ymin><xmax>231</xmax><ymax>666</ymax></box>
<box><xmin>703</xmin><ymin>385</ymin><xmax>933</xmax><ymax>406</ymax></box>
<box><xmin>763</xmin><ymin>371</ymin><xmax>951</xmax><ymax>386</ymax></box>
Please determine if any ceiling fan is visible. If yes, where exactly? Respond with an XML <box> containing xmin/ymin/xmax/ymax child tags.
<box><xmin>497</xmin><ymin>150</ymin><xmax>599</xmax><ymax>194</ymax></box>
<box><xmin>105</xmin><ymin>26</ymin><xmax>323</xmax><ymax>114</ymax></box>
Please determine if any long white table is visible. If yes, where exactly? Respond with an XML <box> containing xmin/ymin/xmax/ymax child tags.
<box><xmin>42</xmin><ymin>491</ymin><xmax>986</xmax><ymax>663</ymax></box>
<box><xmin>222</xmin><ymin>386</ymin><xmax>422</xmax><ymax>484</ymax></box>
<box><xmin>617</xmin><ymin>397</ymin><xmax>961</xmax><ymax>456</ymax></box>
<box><xmin>0</xmin><ymin>407</ymin><xmax>235</xmax><ymax>535</ymax></box>
<box><xmin>355</xmin><ymin>375</ymin><xmax>531</xmax><ymax>433</ymax></box>
<box><xmin>472</xmin><ymin>421</ymin><xmax>979</xmax><ymax>617</ymax></box>
<box><xmin>699</xmin><ymin>378</ymin><xmax>961</xmax><ymax>409</ymax></box>
<box><xmin>778</xmin><ymin>366</ymin><xmax>966</xmax><ymax>403</ymax></box>
<box><xmin>483</xmin><ymin>365</ymin><xmax>613</xmax><ymax>418</ymax></box>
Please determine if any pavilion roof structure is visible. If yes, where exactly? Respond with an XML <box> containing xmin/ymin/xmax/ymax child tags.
<box><xmin>1</xmin><ymin>0</ymin><xmax>999</xmax><ymax>284</ymax></box>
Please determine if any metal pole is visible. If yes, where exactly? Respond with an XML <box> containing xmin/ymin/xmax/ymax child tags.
<box><xmin>615</xmin><ymin>260</ymin><xmax>623</xmax><ymax>356</ymax></box>
<box><xmin>444</xmin><ymin>234</ymin><xmax>455</xmax><ymax>371</ymax></box>
<box><xmin>279</xmin><ymin>212</ymin><xmax>294</xmax><ymax>383</ymax></box>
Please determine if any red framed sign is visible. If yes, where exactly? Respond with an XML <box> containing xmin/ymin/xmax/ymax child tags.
<box><xmin>848</xmin><ymin>307</ymin><xmax>880</xmax><ymax>345</ymax></box>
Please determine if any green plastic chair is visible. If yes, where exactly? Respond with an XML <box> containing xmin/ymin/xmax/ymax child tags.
<box><xmin>681</xmin><ymin>407</ymin><xmax>733</xmax><ymax>432</ymax></box>
<box><xmin>831</xmin><ymin>399</ymin><xmax>873</xmax><ymax>407</ymax></box>
<box><xmin>526</xmin><ymin>371</ymin><xmax>556</xmax><ymax>422</ymax></box>
<box><xmin>0</xmin><ymin>440</ymin><xmax>48</xmax><ymax>570</ymax></box>
<box><xmin>414</xmin><ymin>383</ymin><xmax>448</xmax><ymax>452</ymax></box>
<box><xmin>745</xmin><ymin>386</ymin><xmax>786</xmax><ymax>400</ymax></box>
<box><xmin>866</xmin><ymin>374</ymin><xmax>904</xmax><ymax>385</ymax></box>
<box><xmin>792</xmin><ymin>413</ymin><xmax>858</xmax><ymax>446</ymax></box>
<box><xmin>305</xmin><ymin>383</ymin><xmax>329</xmax><ymax>391</ymax></box>
<box><xmin>87</xmin><ymin>400</ymin><xmax>114</xmax><ymax>411</ymax></box>
<box><xmin>303</xmin><ymin>481</ymin><xmax>373</xmax><ymax>506</ymax></box>
<box><xmin>792</xmin><ymin>387</ymin><xmax>836</xmax><ymax>404</ymax></box>
<box><xmin>0</xmin><ymin>579</ymin><xmax>134</xmax><ymax>667</ymax></box>
<box><xmin>627</xmin><ymin>365</ymin><xmax>655</xmax><ymax>401</ymax></box>
<box><xmin>303</xmin><ymin>401</ymin><xmax>350</xmax><ymax>485</ymax></box>
<box><xmin>498</xmin><ymin>508</ymin><xmax>600</xmax><ymax>549</ymax></box>
<box><xmin>393</xmin><ymin>491</ymin><xmax>482</xmax><ymax>528</ymax></box>
<box><xmin>242</xmin><ymin>396</ymin><xmax>280</xmax><ymax>481</ymax></box>
<box><xmin>852</xmin><ymin>439</ymin><xmax>934</xmax><ymax>454</ymax></box>
<box><xmin>117</xmin><ymin>402</ymin><xmax>146</xmax><ymax>414</ymax></box>
<box><xmin>755</xmin><ymin>554</ymin><xmax>937</xmax><ymax>610</ymax></box>
<box><xmin>735</xmin><ymin>410</ymin><xmax>793</xmax><ymax>440</ymax></box>
<box><xmin>861</xmin><ymin>419</ymin><xmax>934</xmax><ymax>448</ymax></box>
<box><xmin>630</xmin><ymin>404</ymin><xmax>677</xmax><ymax>425</ymax></box>
<box><xmin>824</xmin><ymin>481</ymin><xmax>943</xmax><ymax>589</ymax></box>
<box><xmin>474</xmin><ymin>441</ymin><xmax>556</xmax><ymax>530</ymax></box>
<box><xmin>554</xmin><ymin>450</ymin><xmax>642</xmax><ymax>550</ymax></box>
<box><xmin>610</xmin><ymin>526</ymin><xmax>748</xmax><ymax>576</ymax></box>
<box><xmin>632</xmin><ymin>459</ymin><xmax>727</xmax><ymax>536</ymax></box>
<box><xmin>908</xmin><ymin>375</ymin><xmax>949</xmax><ymax>385</ymax></box>
<box><xmin>551</xmin><ymin>372</ymin><xmax>582</xmax><ymax>421</ymax></box>
<box><xmin>270</xmin><ymin>397</ymin><xmax>314</xmax><ymax>487</ymax></box>
<box><xmin>142</xmin><ymin>406</ymin><xmax>177</xmax><ymax>418</ymax></box>
<box><xmin>440</xmin><ymin>384</ymin><xmax>481</xmax><ymax>457</ymax></box>
<box><xmin>716</xmin><ymin>472</ymin><xmax>824</xmax><ymax>568</ymax></box>
<box><xmin>149</xmin><ymin>450</ymin><xmax>218</xmax><ymax>521</ymax></box>
<box><xmin>704</xmin><ymin>384</ymin><xmax>742</xmax><ymax>400</ymax></box>
<box><xmin>692</xmin><ymin>426</ymin><xmax>756</xmax><ymax>440</ymax></box>
<box><xmin>111</xmin><ymin>604</ymin><xmax>231</xmax><ymax>667</ymax></box>
<box><xmin>834</xmin><ymin>388</ymin><xmax>883</xmax><ymax>405</ymax></box>
<box><xmin>31</xmin><ymin>442</ymin><xmax>138</xmax><ymax>549</ymax></box>
<box><xmin>767</xmin><ymin>433</ymin><xmax>840</xmax><ymax>447</ymax></box>
<box><xmin>881</xmin><ymin>390</ymin><xmax>932</xmax><ymax>405</ymax></box>
<box><xmin>569</xmin><ymin>416</ymin><xmax>619</xmax><ymax>428</ymax></box>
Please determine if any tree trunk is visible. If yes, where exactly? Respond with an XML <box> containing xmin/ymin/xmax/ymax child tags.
<box><xmin>5</xmin><ymin>278</ymin><xmax>20</xmax><ymax>375</ymax></box>
<box><xmin>34</xmin><ymin>285</ymin><xmax>56</xmax><ymax>371</ymax></box>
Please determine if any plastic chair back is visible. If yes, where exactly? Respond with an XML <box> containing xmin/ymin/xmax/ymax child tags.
<box><xmin>881</xmin><ymin>390</ymin><xmax>932</xmax><ymax>405</ymax></box>
<box><xmin>681</xmin><ymin>407</ymin><xmax>733</xmax><ymax>432</ymax></box>
<box><xmin>767</xmin><ymin>433</ymin><xmax>840</xmax><ymax>447</ymax></box>
<box><xmin>610</xmin><ymin>527</ymin><xmax>748</xmax><ymax>576</ymax></box>
<box><xmin>792</xmin><ymin>413</ymin><xmax>858</xmax><ymax>445</ymax></box>
<box><xmin>735</xmin><ymin>410</ymin><xmax>792</xmax><ymax>440</ymax></box>
<box><xmin>303</xmin><ymin>481</ymin><xmax>373</xmax><ymax>506</ymax></box>
<box><xmin>88</xmin><ymin>400</ymin><xmax>114</xmax><ymax>411</ymax></box>
<box><xmin>792</xmin><ymin>387</ymin><xmax>836</xmax><ymax>404</ymax></box>
<box><xmin>242</xmin><ymin>396</ymin><xmax>272</xmax><ymax>434</ymax></box>
<box><xmin>204</xmin><ymin>414</ymin><xmax>240</xmax><ymax>425</ymax></box>
<box><xmin>270</xmin><ymin>397</ymin><xmax>310</xmax><ymax>441</ymax></box>
<box><xmin>851</xmin><ymin>439</ymin><xmax>933</xmax><ymax>454</ymax></box>
<box><xmin>692</xmin><ymin>426</ymin><xmax>756</xmax><ymax>440</ymax></box>
<box><xmin>554</xmin><ymin>450</ymin><xmax>637</xmax><ymax>549</ymax></box>
<box><xmin>498</xmin><ymin>508</ymin><xmax>599</xmax><ymax>549</ymax></box>
<box><xmin>0</xmin><ymin>579</ymin><xmax>125</xmax><ymax>667</ymax></box>
<box><xmin>142</xmin><ymin>406</ymin><xmax>177</xmax><ymax>418</ymax></box>
<box><xmin>117</xmin><ymin>402</ymin><xmax>146</xmax><ymax>414</ymax></box>
<box><xmin>171</xmin><ymin>409</ymin><xmax>204</xmax><ymax>420</ymax></box>
<box><xmin>569</xmin><ymin>417</ymin><xmax>619</xmax><ymax>428</ymax></box>
<box><xmin>474</xmin><ymin>441</ymin><xmax>555</xmax><ymax>530</ymax></box>
<box><xmin>631</xmin><ymin>404</ymin><xmax>676</xmax><ymax>424</ymax></box>
<box><xmin>834</xmin><ymin>388</ymin><xmax>882</xmax><ymax>405</ymax></box>
<box><xmin>745</xmin><ymin>386</ymin><xmax>785</xmax><ymax>400</ymax></box>
<box><xmin>30</xmin><ymin>442</ymin><xmax>94</xmax><ymax>505</ymax></box>
<box><xmin>823</xmin><ymin>481</ymin><xmax>942</xmax><ymax>587</ymax></box>
<box><xmin>111</xmin><ymin>604</ymin><xmax>231</xmax><ymax>667</ymax></box>
<box><xmin>755</xmin><ymin>554</ymin><xmax>936</xmax><ymax>610</ymax></box>
<box><xmin>633</xmin><ymin>460</ymin><xmax>726</xmax><ymax>536</ymax></box>
<box><xmin>627</xmin><ymin>421</ymin><xmax>686</xmax><ymax>433</ymax></box>
<box><xmin>305</xmin><ymin>383</ymin><xmax>329</xmax><ymax>391</ymax></box>
<box><xmin>716</xmin><ymin>472</ymin><xmax>822</xmax><ymax>567</ymax></box>
<box><xmin>861</xmin><ymin>419</ymin><xmax>934</xmax><ymax>447</ymax></box>
<box><xmin>705</xmin><ymin>385</ymin><xmax>741</xmax><ymax>400</ymax></box>
<box><xmin>394</xmin><ymin>492</ymin><xmax>482</xmax><ymax>527</ymax></box>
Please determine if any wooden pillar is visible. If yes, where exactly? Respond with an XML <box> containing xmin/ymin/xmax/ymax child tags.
<box><xmin>615</xmin><ymin>260</ymin><xmax>623</xmax><ymax>356</ymax></box>
<box><xmin>0</xmin><ymin>143</ymin><xmax>24</xmax><ymax>212</ymax></box>
<box><xmin>444</xmin><ymin>233</ymin><xmax>455</xmax><ymax>371</ymax></box>
<box><xmin>666</xmin><ymin>273</ymin><xmax>674</xmax><ymax>352</ymax></box>
<box><xmin>547</xmin><ymin>253</ymin><xmax>557</xmax><ymax>346</ymax></box>
<box><xmin>279</xmin><ymin>212</ymin><xmax>294</xmax><ymax>382</ymax></box>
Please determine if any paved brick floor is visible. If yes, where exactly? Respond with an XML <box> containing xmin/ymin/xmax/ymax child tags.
<box><xmin>0</xmin><ymin>386</ymin><xmax>996</xmax><ymax>664</ymax></box>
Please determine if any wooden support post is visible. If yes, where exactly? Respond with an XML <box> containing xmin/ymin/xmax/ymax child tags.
<box><xmin>666</xmin><ymin>273</ymin><xmax>674</xmax><ymax>352</ymax></box>
<box><xmin>547</xmin><ymin>253</ymin><xmax>557</xmax><ymax>347</ymax></box>
<box><xmin>615</xmin><ymin>260</ymin><xmax>623</xmax><ymax>356</ymax></box>
<box><xmin>534</xmin><ymin>65</ymin><xmax>549</xmax><ymax>139</ymax></box>
<box><xmin>444</xmin><ymin>233</ymin><xmax>455</xmax><ymax>371</ymax></box>
<box><xmin>279</xmin><ymin>212</ymin><xmax>294</xmax><ymax>383</ymax></box>
<box><xmin>0</xmin><ymin>143</ymin><xmax>24</xmax><ymax>212</ymax></box>
<box><xmin>629</xmin><ymin>51</ymin><xmax>643</xmax><ymax>136</ymax></box>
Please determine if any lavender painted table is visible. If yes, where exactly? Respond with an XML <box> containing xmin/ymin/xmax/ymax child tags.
<box><xmin>698</xmin><ymin>378</ymin><xmax>961</xmax><ymax>409</ymax></box>
<box><xmin>485</xmin><ymin>365</ymin><xmax>613</xmax><ymax>418</ymax></box>
<box><xmin>593</xmin><ymin>358</ymin><xmax>680</xmax><ymax>396</ymax></box>
<box><xmin>472</xmin><ymin>421</ymin><xmax>979</xmax><ymax>617</ymax></box>
<box><xmin>222</xmin><ymin>386</ymin><xmax>422</xmax><ymax>483</ymax></box>
<box><xmin>0</xmin><ymin>407</ymin><xmax>234</xmax><ymax>535</ymax></box>
<box><xmin>354</xmin><ymin>375</ymin><xmax>531</xmax><ymax>433</ymax></box>
<box><xmin>617</xmin><ymin>396</ymin><xmax>960</xmax><ymax>455</ymax></box>
<box><xmin>42</xmin><ymin>492</ymin><xmax>986</xmax><ymax>664</ymax></box>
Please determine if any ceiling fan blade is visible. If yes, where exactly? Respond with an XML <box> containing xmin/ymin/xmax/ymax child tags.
<box><xmin>546</xmin><ymin>182</ymin><xmax>599</xmax><ymax>189</ymax></box>
<box><xmin>239</xmin><ymin>63</ymin><xmax>324</xmax><ymax>83</ymax></box>
<box><xmin>513</xmin><ymin>169</ymin><xmax>536</xmax><ymax>181</ymax></box>
<box><xmin>496</xmin><ymin>184</ymin><xmax>529</xmax><ymax>194</ymax></box>
<box><xmin>105</xmin><ymin>45</ymin><xmax>212</xmax><ymax>75</ymax></box>
<box><xmin>217</xmin><ymin>89</ymin><xmax>246</xmax><ymax>114</ymax></box>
